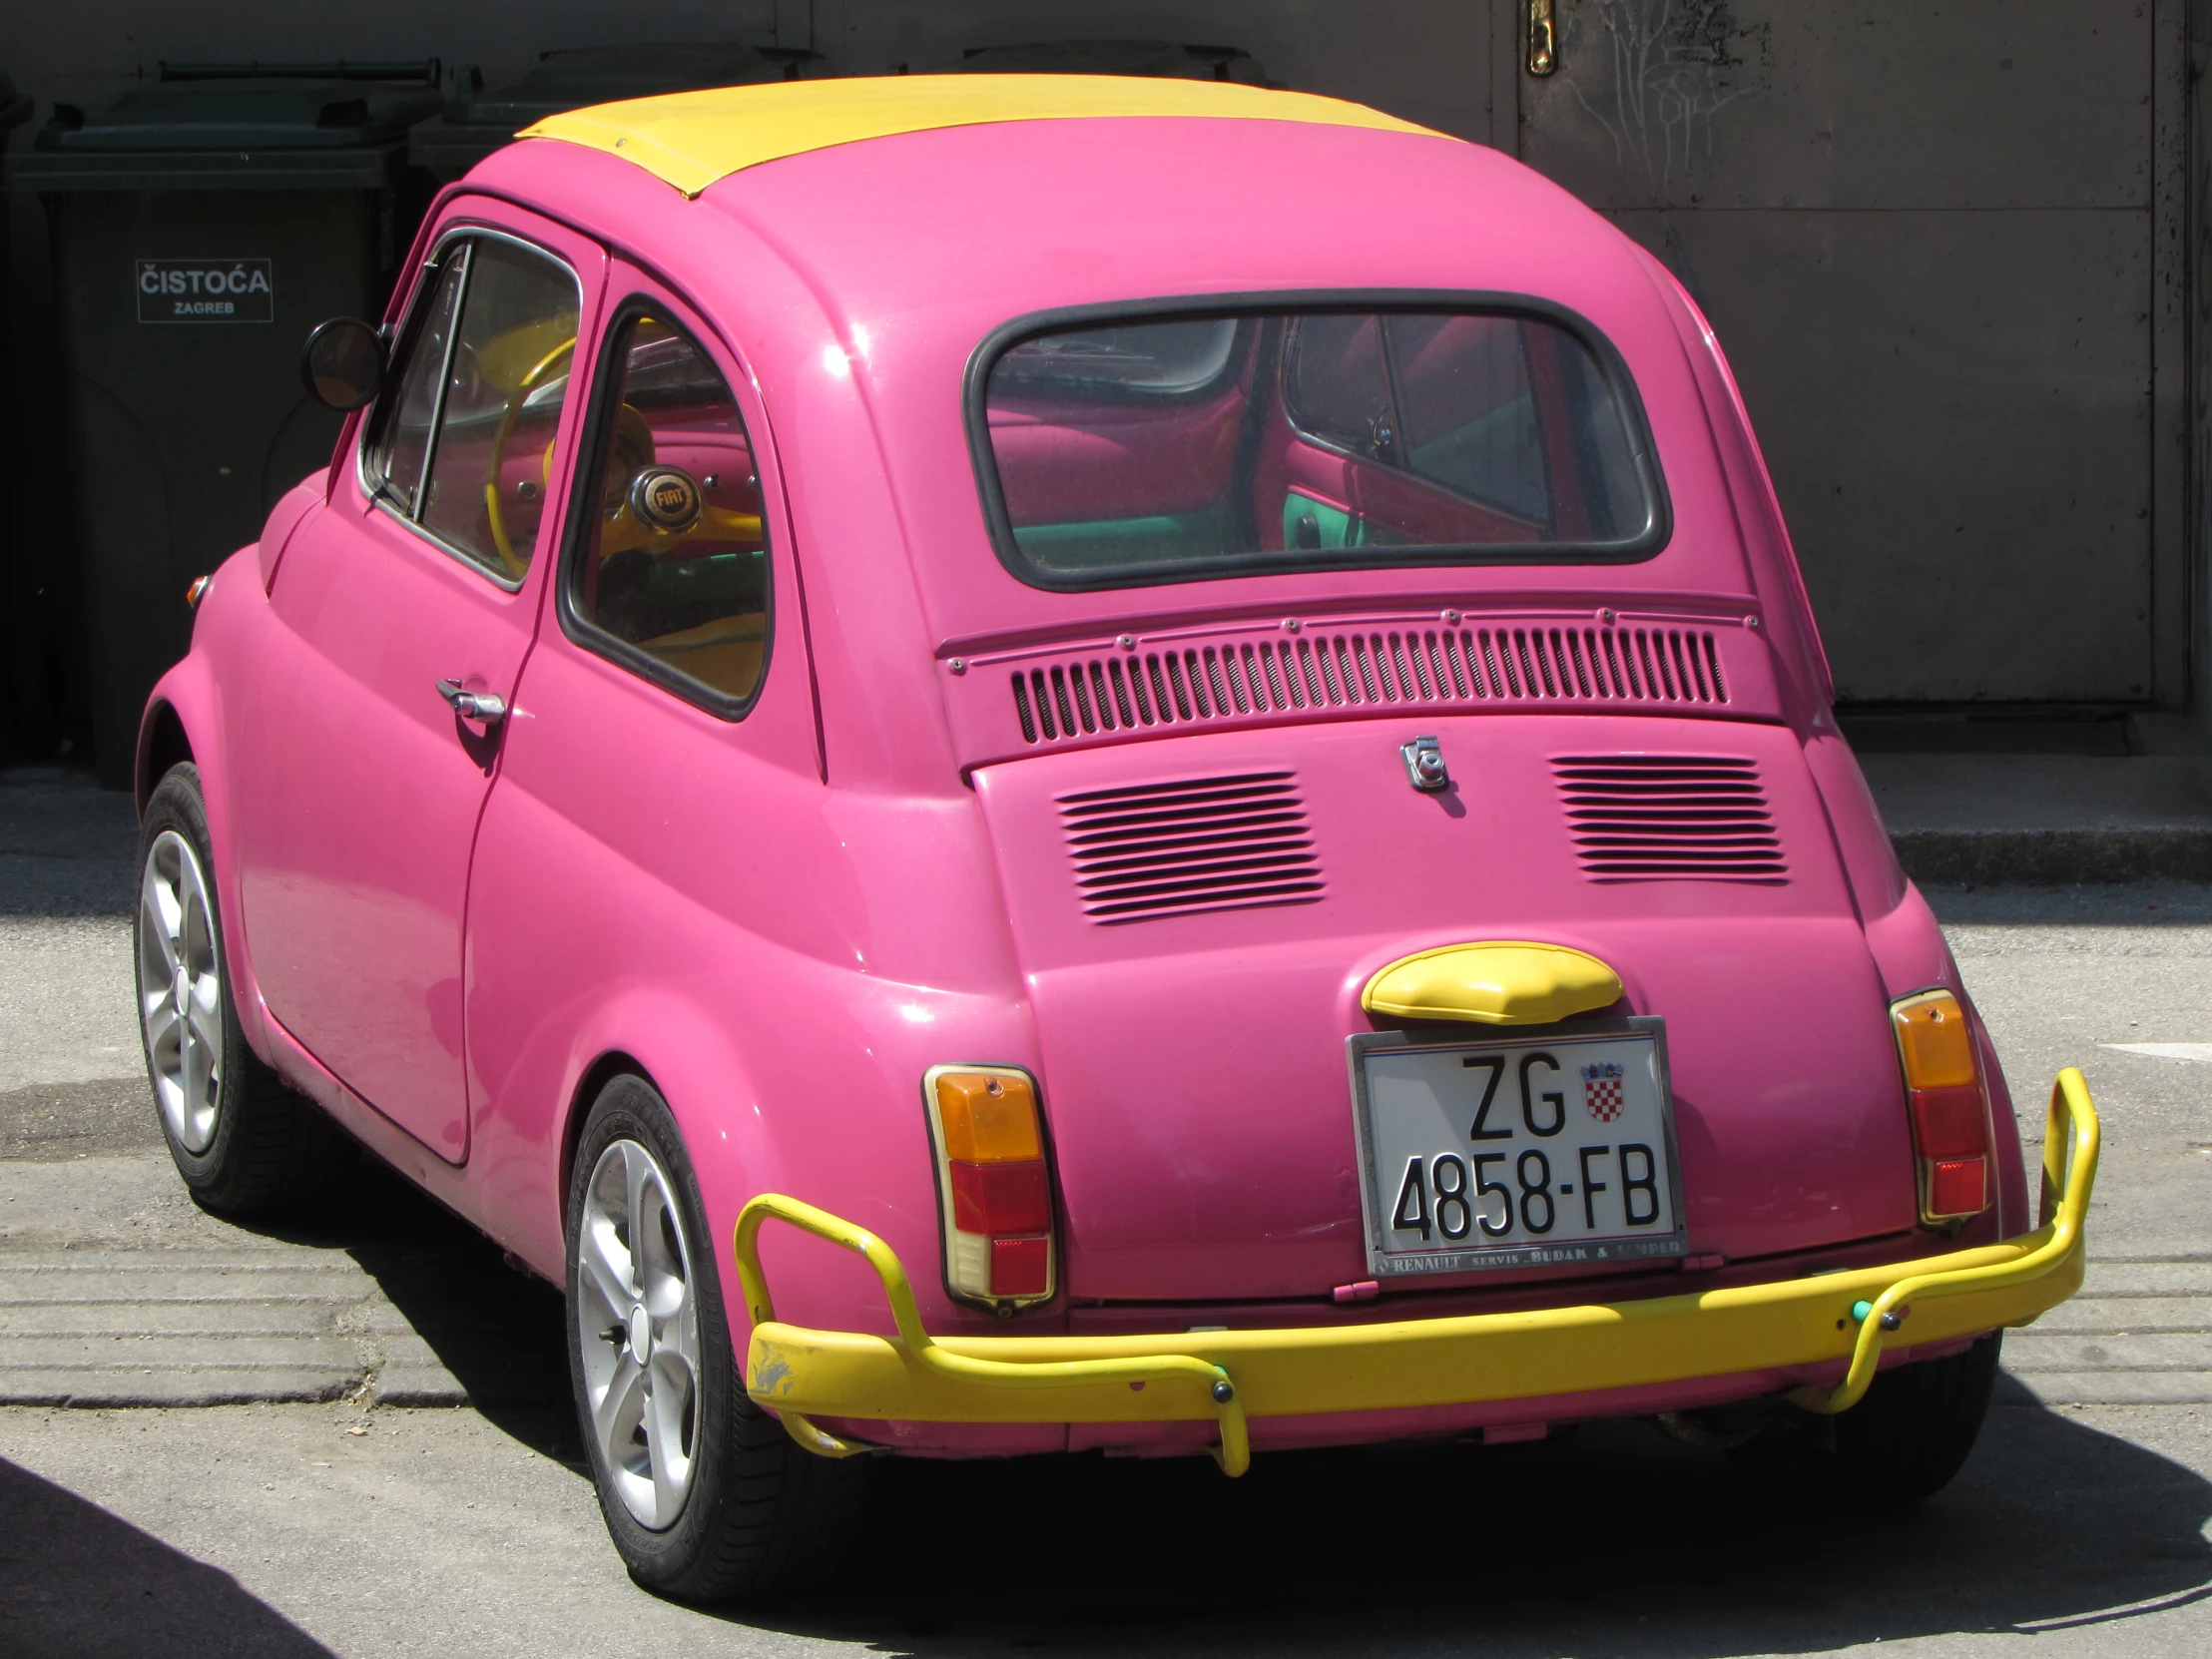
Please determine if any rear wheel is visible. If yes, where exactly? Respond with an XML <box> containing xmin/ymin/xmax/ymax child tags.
<box><xmin>135</xmin><ymin>763</ymin><xmax>351</xmax><ymax>1215</ymax></box>
<box><xmin>1728</xmin><ymin>1332</ymin><xmax>2003</xmax><ymax>1508</ymax></box>
<box><xmin>566</xmin><ymin>1074</ymin><xmax>866</xmax><ymax>1601</ymax></box>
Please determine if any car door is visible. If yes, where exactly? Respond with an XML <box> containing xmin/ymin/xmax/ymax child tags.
<box><xmin>234</xmin><ymin>209</ymin><xmax>605</xmax><ymax>1161</ymax></box>
<box><xmin>455</xmin><ymin>266</ymin><xmax>827</xmax><ymax>1271</ymax></box>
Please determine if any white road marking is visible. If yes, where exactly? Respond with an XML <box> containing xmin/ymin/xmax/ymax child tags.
<box><xmin>2100</xmin><ymin>1042</ymin><xmax>2212</xmax><ymax>1063</ymax></box>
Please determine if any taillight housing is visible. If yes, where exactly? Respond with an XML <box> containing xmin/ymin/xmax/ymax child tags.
<box><xmin>923</xmin><ymin>1065</ymin><xmax>1055</xmax><ymax>1310</ymax></box>
<box><xmin>1891</xmin><ymin>989</ymin><xmax>1993</xmax><ymax>1227</ymax></box>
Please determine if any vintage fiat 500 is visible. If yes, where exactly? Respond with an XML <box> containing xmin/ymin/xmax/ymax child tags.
<box><xmin>133</xmin><ymin>76</ymin><xmax>2099</xmax><ymax>1600</ymax></box>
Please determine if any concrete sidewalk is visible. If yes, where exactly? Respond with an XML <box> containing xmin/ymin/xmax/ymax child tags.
<box><xmin>0</xmin><ymin>1155</ymin><xmax>566</xmax><ymax>1410</ymax></box>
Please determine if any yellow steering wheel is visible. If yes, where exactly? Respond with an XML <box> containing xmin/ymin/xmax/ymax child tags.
<box><xmin>596</xmin><ymin>450</ymin><xmax>766</xmax><ymax>561</ymax></box>
<box><xmin>482</xmin><ymin>335</ymin><xmax>578</xmax><ymax>581</ymax></box>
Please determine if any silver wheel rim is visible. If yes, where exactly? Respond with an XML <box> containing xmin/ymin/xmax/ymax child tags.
<box><xmin>137</xmin><ymin>829</ymin><xmax>224</xmax><ymax>1154</ymax></box>
<box><xmin>577</xmin><ymin>1138</ymin><xmax>703</xmax><ymax>1530</ymax></box>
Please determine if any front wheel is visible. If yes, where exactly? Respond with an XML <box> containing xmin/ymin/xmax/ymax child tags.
<box><xmin>135</xmin><ymin>762</ymin><xmax>351</xmax><ymax>1214</ymax></box>
<box><xmin>1728</xmin><ymin>1332</ymin><xmax>2003</xmax><ymax>1508</ymax></box>
<box><xmin>566</xmin><ymin>1074</ymin><xmax>866</xmax><ymax>1601</ymax></box>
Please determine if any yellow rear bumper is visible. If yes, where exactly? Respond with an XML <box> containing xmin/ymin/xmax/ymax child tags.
<box><xmin>736</xmin><ymin>1070</ymin><xmax>2098</xmax><ymax>1475</ymax></box>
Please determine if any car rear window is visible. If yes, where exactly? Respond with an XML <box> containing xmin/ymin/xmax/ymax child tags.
<box><xmin>973</xmin><ymin>303</ymin><xmax>1666</xmax><ymax>590</ymax></box>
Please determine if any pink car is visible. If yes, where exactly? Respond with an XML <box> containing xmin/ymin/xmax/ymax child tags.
<box><xmin>135</xmin><ymin>77</ymin><xmax>2099</xmax><ymax>1600</ymax></box>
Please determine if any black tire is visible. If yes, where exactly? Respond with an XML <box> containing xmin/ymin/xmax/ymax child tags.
<box><xmin>135</xmin><ymin>763</ymin><xmax>353</xmax><ymax>1216</ymax></box>
<box><xmin>1727</xmin><ymin>1332</ymin><xmax>2002</xmax><ymax>1508</ymax></box>
<box><xmin>565</xmin><ymin>1074</ymin><xmax>867</xmax><ymax>1602</ymax></box>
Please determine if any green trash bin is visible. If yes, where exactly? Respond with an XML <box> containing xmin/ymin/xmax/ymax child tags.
<box><xmin>410</xmin><ymin>44</ymin><xmax>832</xmax><ymax>183</ymax></box>
<box><xmin>0</xmin><ymin>70</ymin><xmax>40</xmax><ymax>762</ymax></box>
<box><xmin>2</xmin><ymin>64</ymin><xmax>441</xmax><ymax>786</ymax></box>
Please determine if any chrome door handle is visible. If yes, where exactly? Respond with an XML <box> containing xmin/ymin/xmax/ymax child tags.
<box><xmin>435</xmin><ymin>678</ymin><xmax>507</xmax><ymax>724</ymax></box>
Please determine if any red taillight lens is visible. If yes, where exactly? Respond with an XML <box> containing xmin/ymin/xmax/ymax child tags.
<box><xmin>1927</xmin><ymin>1158</ymin><xmax>1987</xmax><ymax>1217</ymax></box>
<box><xmin>989</xmin><ymin>1236</ymin><xmax>1051</xmax><ymax>1298</ymax></box>
<box><xmin>1892</xmin><ymin>990</ymin><xmax>1992</xmax><ymax>1225</ymax></box>
<box><xmin>1910</xmin><ymin>1083</ymin><xmax>1986</xmax><ymax>1159</ymax></box>
<box><xmin>949</xmin><ymin>1160</ymin><xmax>1052</xmax><ymax>1235</ymax></box>
<box><xmin>924</xmin><ymin>1066</ymin><xmax>1056</xmax><ymax>1307</ymax></box>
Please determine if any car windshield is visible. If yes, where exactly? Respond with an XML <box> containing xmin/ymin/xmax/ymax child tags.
<box><xmin>976</xmin><ymin>306</ymin><xmax>1663</xmax><ymax>588</ymax></box>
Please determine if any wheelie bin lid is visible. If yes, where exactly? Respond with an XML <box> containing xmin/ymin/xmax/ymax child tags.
<box><xmin>954</xmin><ymin>41</ymin><xmax>1278</xmax><ymax>85</ymax></box>
<box><xmin>409</xmin><ymin>43</ymin><xmax>833</xmax><ymax>180</ymax></box>
<box><xmin>3</xmin><ymin>64</ymin><xmax>442</xmax><ymax>192</ymax></box>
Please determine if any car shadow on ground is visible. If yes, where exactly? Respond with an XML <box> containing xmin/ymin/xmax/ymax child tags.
<box><xmin>218</xmin><ymin>1162</ymin><xmax>2212</xmax><ymax>1653</ymax></box>
<box><xmin>230</xmin><ymin>1157</ymin><xmax>573</xmax><ymax>1437</ymax></box>
<box><xmin>0</xmin><ymin>1457</ymin><xmax>336</xmax><ymax>1657</ymax></box>
<box><xmin>730</xmin><ymin>1382</ymin><xmax>2212</xmax><ymax>1657</ymax></box>
<box><xmin>178</xmin><ymin>1126</ymin><xmax>2212</xmax><ymax>1654</ymax></box>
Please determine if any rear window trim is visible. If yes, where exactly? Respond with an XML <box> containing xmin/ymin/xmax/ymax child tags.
<box><xmin>963</xmin><ymin>289</ymin><xmax>1674</xmax><ymax>594</ymax></box>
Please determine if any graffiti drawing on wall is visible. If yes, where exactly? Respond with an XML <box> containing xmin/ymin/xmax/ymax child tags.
<box><xmin>1562</xmin><ymin>0</ymin><xmax>1765</xmax><ymax>200</ymax></box>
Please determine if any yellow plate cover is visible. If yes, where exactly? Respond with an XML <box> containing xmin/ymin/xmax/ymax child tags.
<box><xmin>520</xmin><ymin>74</ymin><xmax>1447</xmax><ymax>197</ymax></box>
<box><xmin>1361</xmin><ymin>941</ymin><xmax>1624</xmax><ymax>1026</ymax></box>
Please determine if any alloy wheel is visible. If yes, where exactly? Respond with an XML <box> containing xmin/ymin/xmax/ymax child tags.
<box><xmin>137</xmin><ymin>829</ymin><xmax>224</xmax><ymax>1154</ymax></box>
<box><xmin>577</xmin><ymin>1137</ymin><xmax>704</xmax><ymax>1529</ymax></box>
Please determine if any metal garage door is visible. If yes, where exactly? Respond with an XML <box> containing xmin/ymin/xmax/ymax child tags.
<box><xmin>1513</xmin><ymin>0</ymin><xmax>2175</xmax><ymax>705</ymax></box>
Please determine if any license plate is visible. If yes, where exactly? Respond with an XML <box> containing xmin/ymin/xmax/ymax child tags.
<box><xmin>1349</xmin><ymin>1021</ymin><xmax>1687</xmax><ymax>1277</ymax></box>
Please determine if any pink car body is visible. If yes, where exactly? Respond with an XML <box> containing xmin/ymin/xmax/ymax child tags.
<box><xmin>143</xmin><ymin>84</ymin><xmax>2057</xmax><ymax>1464</ymax></box>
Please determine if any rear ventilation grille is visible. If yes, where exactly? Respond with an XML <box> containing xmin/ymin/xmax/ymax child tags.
<box><xmin>1058</xmin><ymin>772</ymin><xmax>1325</xmax><ymax>923</ymax></box>
<box><xmin>1555</xmin><ymin>755</ymin><xmax>1787</xmax><ymax>881</ymax></box>
<box><xmin>1011</xmin><ymin>626</ymin><xmax>1728</xmax><ymax>745</ymax></box>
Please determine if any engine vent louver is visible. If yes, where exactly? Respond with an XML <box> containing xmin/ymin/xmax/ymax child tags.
<box><xmin>1058</xmin><ymin>772</ymin><xmax>1325</xmax><ymax>923</ymax></box>
<box><xmin>1555</xmin><ymin>755</ymin><xmax>1787</xmax><ymax>881</ymax></box>
<box><xmin>1010</xmin><ymin>625</ymin><xmax>1727</xmax><ymax>745</ymax></box>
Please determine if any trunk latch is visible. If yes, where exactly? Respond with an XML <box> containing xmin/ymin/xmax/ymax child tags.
<box><xmin>1400</xmin><ymin>734</ymin><xmax>1450</xmax><ymax>793</ymax></box>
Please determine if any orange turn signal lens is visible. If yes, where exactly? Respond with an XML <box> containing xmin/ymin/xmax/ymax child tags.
<box><xmin>933</xmin><ymin>1070</ymin><xmax>1043</xmax><ymax>1164</ymax></box>
<box><xmin>1893</xmin><ymin>990</ymin><xmax>1976</xmax><ymax>1089</ymax></box>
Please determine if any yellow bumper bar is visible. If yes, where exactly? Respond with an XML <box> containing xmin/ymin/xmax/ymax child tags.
<box><xmin>736</xmin><ymin>1069</ymin><xmax>2099</xmax><ymax>1476</ymax></box>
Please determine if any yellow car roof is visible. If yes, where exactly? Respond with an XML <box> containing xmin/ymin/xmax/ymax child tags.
<box><xmin>520</xmin><ymin>74</ymin><xmax>1445</xmax><ymax>198</ymax></box>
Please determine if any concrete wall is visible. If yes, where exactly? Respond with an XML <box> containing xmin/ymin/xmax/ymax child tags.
<box><xmin>3</xmin><ymin>3</ymin><xmax>1501</xmax><ymax>137</ymax></box>
<box><xmin>1</xmin><ymin>2</ymin><xmax>2203</xmax><ymax>763</ymax></box>
<box><xmin>1520</xmin><ymin>1</ymin><xmax>2188</xmax><ymax>711</ymax></box>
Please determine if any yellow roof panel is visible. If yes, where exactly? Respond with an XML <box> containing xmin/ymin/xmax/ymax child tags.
<box><xmin>520</xmin><ymin>74</ymin><xmax>1447</xmax><ymax>198</ymax></box>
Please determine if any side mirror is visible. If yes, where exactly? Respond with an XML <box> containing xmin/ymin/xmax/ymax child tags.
<box><xmin>299</xmin><ymin>316</ymin><xmax>386</xmax><ymax>411</ymax></box>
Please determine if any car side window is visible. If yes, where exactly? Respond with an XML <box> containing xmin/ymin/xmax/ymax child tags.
<box><xmin>565</xmin><ymin>310</ymin><xmax>771</xmax><ymax>713</ymax></box>
<box><xmin>1284</xmin><ymin>313</ymin><xmax>1587</xmax><ymax>530</ymax></box>
<box><xmin>1388</xmin><ymin>314</ymin><xmax>1549</xmax><ymax>524</ymax></box>
<box><xmin>1284</xmin><ymin>313</ymin><xmax>1395</xmax><ymax>459</ymax></box>
<box><xmin>363</xmin><ymin>234</ymin><xmax>582</xmax><ymax>585</ymax></box>
<box><xmin>364</xmin><ymin>253</ymin><xmax>465</xmax><ymax>512</ymax></box>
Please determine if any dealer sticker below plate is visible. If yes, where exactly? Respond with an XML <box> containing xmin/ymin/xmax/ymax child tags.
<box><xmin>1349</xmin><ymin>1020</ymin><xmax>1687</xmax><ymax>1276</ymax></box>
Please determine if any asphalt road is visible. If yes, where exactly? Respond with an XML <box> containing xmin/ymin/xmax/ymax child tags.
<box><xmin>1</xmin><ymin>766</ymin><xmax>2208</xmax><ymax>1657</ymax></box>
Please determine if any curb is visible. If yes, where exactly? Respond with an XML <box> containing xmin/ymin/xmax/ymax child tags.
<box><xmin>1891</xmin><ymin>828</ymin><xmax>2212</xmax><ymax>886</ymax></box>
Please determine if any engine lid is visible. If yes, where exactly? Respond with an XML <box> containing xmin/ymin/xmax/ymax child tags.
<box><xmin>972</xmin><ymin>713</ymin><xmax>1919</xmax><ymax>1303</ymax></box>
